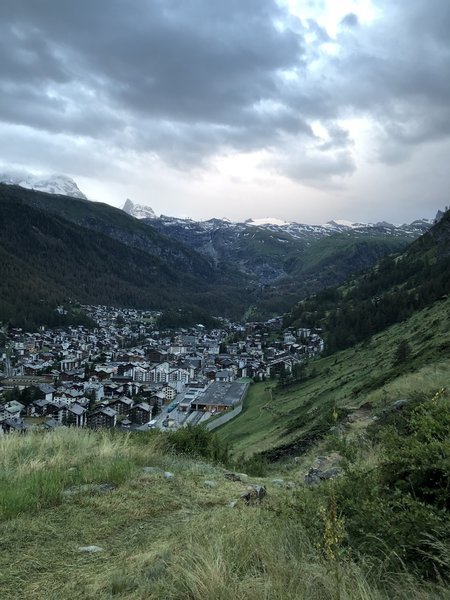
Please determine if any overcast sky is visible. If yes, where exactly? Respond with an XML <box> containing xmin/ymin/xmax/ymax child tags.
<box><xmin>0</xmin><ymin>0</ymin><xmax>449</xmax><ymax>223</ymax></box>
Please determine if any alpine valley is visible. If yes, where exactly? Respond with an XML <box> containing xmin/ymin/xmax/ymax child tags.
<box><xmin>0</xmin><ymin>175</ymin><xmax>434</xmax><ymax>327</ymax></box>
<box><xmin>1</xmin><ymin>173</ymin><xmax>450</xmax><ymax>600</ymax></box>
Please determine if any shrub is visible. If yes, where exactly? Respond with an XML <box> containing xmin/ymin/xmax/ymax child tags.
<box><xmin>333</xmin><ymin>388</ymin><xmax>450</xmax><ymax>580</ymax></box>
<box><xmin>163</xmin><ymin>425</ymin><xmax>230</xmax><ymax>464</ymax></box>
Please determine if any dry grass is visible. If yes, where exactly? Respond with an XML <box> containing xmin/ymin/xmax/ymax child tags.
<box><xmin>1</xmin><ymin>429</ymin><xmax>448</xmax><ymax>599</ymax></box>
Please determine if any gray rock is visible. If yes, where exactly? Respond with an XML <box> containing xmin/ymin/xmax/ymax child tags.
<box><xmin>229</xmin><ymin>500</ymin><xmax>238</xmax><ymax>508</ymax></box>
<box><xmin>304</xmin><ymin>467</ymin><xmax>342</xmax><ymax>486</ymax></box>
<box><xmin>143</xmin><ymin>466</ymin><xmax>161</xmax><ymax>474</ymax></box>
<box><xmin>319</xmin><ymin>468</ymin><xmax>342</xmax><ymax>480</ymax></box>
<box><xmin>164</xmin><ymin>471</ymin><xmax>174</xmax><ymax>479</ymax></box>
<box><xmin>78</xmin><ymin>545</ymin><xmax>103</xmax><ymax>553</ymax></box>
<box><xmin>204</xmin><ymin>480</ymin><xmax>217</xmax><ymax>488</ymax></box>
<box><xmin>224</xmin><ymin>471</ymin><xmax>247</xmax><ymax>482</ymax></box>
<box><xmin>239</xmin><ymin>485</ymin><xmax>267</xmax><ymax>504</ymax></box>
<box><xmin>382</xmin><ymin>399</ymin><xmax>409</xmax><ymax>415</ymax></box>
<box><xmin>63</xmin><ymin>483</ymin><xmax>116</xmax><ymax>498</ymax></box>
<box><xmin>304</xmin><ymin>468</ymin><xmax>321</xmax><ymax>486</ymax></box>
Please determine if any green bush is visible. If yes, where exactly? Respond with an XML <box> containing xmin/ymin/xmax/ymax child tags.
<box><xmin>164</xmin><ymin>425</ymin><xmax>230</xmax><ymax>464</ymax></box>
<box><xmin>333</xmin><ymin>389</ymin><xmax>450</xmax><ymax>580</ymax></box>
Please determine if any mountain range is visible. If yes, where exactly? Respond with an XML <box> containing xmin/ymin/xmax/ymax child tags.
<box><xmin>122</xmin><ymin>197</ymin><xmax>432</xmax><ymax>240</ymax></box>
<box><xmin>0</xmin><ymin>173</ymin><xmax>439</xmax><ymax>327</ymax></box>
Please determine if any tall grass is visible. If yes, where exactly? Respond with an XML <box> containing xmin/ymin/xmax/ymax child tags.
<box><xmin>1</xmin><ymin>428</ymin><xmax>448</xmax><ymax>599</ymax></box>
<box><xmin>0</xmin><ymin>428</ymin><xmax>155</xmax><ymax>520</ymax></box>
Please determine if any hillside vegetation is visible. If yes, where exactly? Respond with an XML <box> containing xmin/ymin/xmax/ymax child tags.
<box><xmin>254</xmin><ymin>231</ymin><xmax>410</xmax><ymax>316</ymax></box>
<box><xmin>0</xmin><ymin>184</ymin><xmax>248</xmax><ymax>328</ymax></box>
<box><xmin>215</xmin><ymin>215</ymin><xmax>450</xmax><ymax>594</ymax></box>
<box><xmin>284</xmin><ymin>209</ymin><xmax>450</xmax><ymax>353</ymax></box>
<box><xmin>1</xmin><ymin>428</ymin><xmax>448</xmax><ymax>599</ymax></box>
<box><xmin>219</xmin><ymin>296</ymin><xmax>450</xmax><ymax>456</ymax></box>
<box><xmin>0</xmin><ymin>183</ymin><xmax>425</xmax><ymax>327</ymax></box>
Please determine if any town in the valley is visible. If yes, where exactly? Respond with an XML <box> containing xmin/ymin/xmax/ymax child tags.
<box><xmin>0</xmin><ymin>305</ymin><xmax>324</xmax><ymax>435</ymax></box>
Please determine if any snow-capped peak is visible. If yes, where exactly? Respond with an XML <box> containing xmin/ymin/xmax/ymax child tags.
<box><xmin>325</xmin><ymin>219</ymin><xmax>369</xmax><ymax>229</ymax></box>
<box><xmin>245</xmin><ymin>217</ymin><xmax>290</xmax><ymax>226</ymax></box>
<box><xmin>0</xmin><ymin>171</ymin><xmax>87</xmax><ymax>200</ymax></box>
<box><xmin>122</xmin><ymin>198</ymin><xmax>157</xmax><ymax>220</ymax></box>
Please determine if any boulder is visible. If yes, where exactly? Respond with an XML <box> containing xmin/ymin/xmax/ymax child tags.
<box><xmin>382</xmin><ymin>399</ymin><xmax>409</xmax><ymax>415</ymax></box>
<box><xmin>304</xmin><ymin>467</ymin><xmax>342</xmax><ymax>486</ymax></box>
<box><xmin>239</xmin><ymin>485</ymin><xmax>267</xmax><ymax>504</ymax></box>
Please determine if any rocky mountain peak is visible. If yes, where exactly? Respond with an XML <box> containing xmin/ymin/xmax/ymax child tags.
<box><xmin>122</xmin><ymin>198</ymin><xmax>157</xmax><ymax>219</ymax></box>
<box><xmin>0</xmin><ymin>171</ymin><xmax>87</xmax><ymax>200</ymax></box>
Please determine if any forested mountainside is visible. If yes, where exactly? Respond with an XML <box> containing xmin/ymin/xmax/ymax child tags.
<box><xmin>0</xmin><ymin>182</ymin><xmax>438</xmax><ymax>328</ymax></box>
<box><xmin>0</xmin><ymin>184</ymin><xmax>248</xmax><ymax>328</ymax></box>
<box><xmin>284</xmin><ymin>207</ymin><xmax>450</xmax><ymax>352</ymax></box>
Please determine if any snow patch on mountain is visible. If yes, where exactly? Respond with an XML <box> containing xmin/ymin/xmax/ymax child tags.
<box><xmin>245</xmin><ymin>217</ymin><xmax>290</xmax><ymax>226</ymax></box>
<box><xmin>0</xmin><ymin>171</ymin><xmax>87</xmax><ymax>200</ymax></box>
<box><xmin>122</xmin><ymin>198</ymin><xmax>157</xmax><ymax>220</ymax></box>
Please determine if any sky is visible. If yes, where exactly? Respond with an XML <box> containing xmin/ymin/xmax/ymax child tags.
<box><xmin>0</xmin><ymin>0</ymin><xmax>449</xmax><ymax>224</ymax></box>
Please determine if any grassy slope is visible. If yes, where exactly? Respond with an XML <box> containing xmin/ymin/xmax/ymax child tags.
<box><xmin>1</xmin><ymin>429</ymin><xmax>446</xmax><ymax>600</ymax></box>
<box><xmin>218</xmin><ymin>296</ymin><xmax>450</xmax><ymax>457</ymax></box>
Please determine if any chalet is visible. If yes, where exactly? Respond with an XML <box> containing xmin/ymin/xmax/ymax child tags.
<box><xmin>3</xmin><ymin>400</ymin><xmax>25</xmax><ymax>419</ymax></box>
<box><xmin>60</xmin><ymin>356</ymin><xmax>79</xmax><ymax>372</ymax></box>
<box><xmin>146</xmin><ymin>348</ymin><xmax>168</xmax><ymax>363</ymax></box>
<box><xmin>67</xmin><ymin>403</ymin><xmax>87</xmax><ymax>427</ymax></box>
<box><xmin>60</xmin><ymin>368</ymin><xmax>85</xmax><ymax>382</ymax></box>
<box><xmin>30</xmin><ymin>398</ymin><xmax>51</xmax><ymax>416</ymax></box>
<box><xmin>215</xmin><ymin>369</ymin><xmax>234</xmax><ymax>383</ymax></box>
<box><xmin>37</xmin><ymin>384</ymin><xmax>55</xmax><ymax>402</ymax></box>
<box><xmin>108</xmin><ymin>396</ymin><xmax>134</xmax><ymax>415</ymax></box>
<box><xmin>129</xmin><ymin>402</ymin><xmax>152</xmax><ymax>424</ymax></box>
<box><xmin>42</xmin><ymin>418</ymin><xmax>62</xmax><ymax>431</ymax></box>
<box><xmin>45</xmin><ymin>402</ymin><xmax>67</xmax><ymax>422</ymax></box>
<box><xmin>103</xmin><ymin>383</ymin><xmax>120</xmax><ymax>397</ymax></box>
<box><xmin>87</xmin><ymin>406</ymin><xmax>117</xmax><ymax>428</ymax></box>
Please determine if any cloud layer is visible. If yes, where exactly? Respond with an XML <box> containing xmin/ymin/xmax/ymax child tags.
<box><xmin>0</xmin><ymin>0</ymin><xmax>449</xmax><ymax>220</ymax></box>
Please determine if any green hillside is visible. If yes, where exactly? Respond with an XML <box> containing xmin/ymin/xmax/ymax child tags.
<box><xmin>254</xmin><ymin>231</ymin><xmax>410</xmax><ymax>316</ymax></box>
<box><xmin>219</xmin><ymin>210</ymin><xmax>450</xmax><ymax>458</ymax></box>
<box><xmin>213</xmin><ymin>214</ymin><xmax>450</xmax><ymax>590</ymax></box>
<box><xmin>284</xmin><ymin>209</ymin><xmax>450</xmax><ymax>352</ymax></box>
<box><xmin>219</xmin><ymin>295</ymin><xmax>450</xmax><ymax>457</ymax></box>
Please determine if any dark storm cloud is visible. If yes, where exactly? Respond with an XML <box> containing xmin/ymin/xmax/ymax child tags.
<box><xmin>0</xmin><ymin>2</ymin><xmax>304</xmax><ymax>124</ymax></box>
<box><xmin>1</xmin><ymin>0</ymin><xmax>450</xmax><ymax>186</ymax></box>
